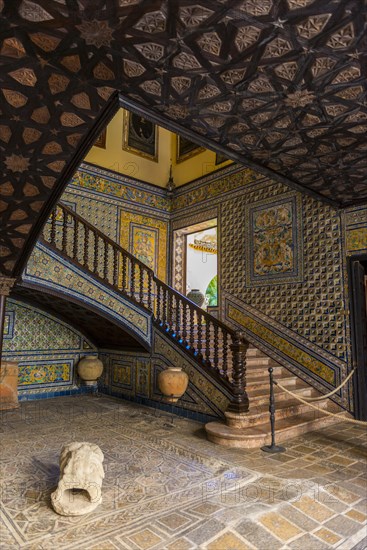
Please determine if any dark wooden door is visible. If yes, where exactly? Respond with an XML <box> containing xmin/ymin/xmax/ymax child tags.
<box><xmin>351</xmin><ymin>259</ymin><xmax>367</xmax><ymax>420</ymax></box>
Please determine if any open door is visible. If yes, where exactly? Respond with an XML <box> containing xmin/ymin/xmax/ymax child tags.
<box><xmin>350</xmin><ymin>258</ymin><xmax>367</xmax><ymax>420</ymax></box>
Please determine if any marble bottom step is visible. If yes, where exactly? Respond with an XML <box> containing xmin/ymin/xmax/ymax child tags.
<box><xmin>205</xmin><ymin>407</ymin><xmax>345</xmax><ymax>449</ymax></box>
<box><xmin>225</xmin><ymin>397</ymin><xmax>330</xmax><ymax>428</ymax></box>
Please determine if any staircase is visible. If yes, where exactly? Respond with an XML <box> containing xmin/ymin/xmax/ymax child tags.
<box><xmin>206</xmin><ymin>346</ymin><xmax>345</xmax><ymax>448</ymax></box>
<box><xmin>40</xmin><ymin>202</ymin><xmax>346</xmax><ymax>447</ymax></box>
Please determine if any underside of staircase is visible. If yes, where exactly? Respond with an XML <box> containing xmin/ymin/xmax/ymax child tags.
<box><xmin>205</xmin><ymin>346</ymin><xmax>346</xmax><ymax>448</ymax></box>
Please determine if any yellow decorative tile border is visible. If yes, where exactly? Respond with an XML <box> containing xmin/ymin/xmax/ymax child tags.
<box><xmin>228</xmin><ymin>305</ymin><xmax>335</xmax><ymax>384</ymax></box>
<box><xmin>120</xmin><ymin>211</ymin><xmax>168</xmax><ymax>281</ymax></box>
<box><xmin>346</xmin><ymin>228</ymin><xmax>367</xmax><ymax>252</ymax></box>
<box><xmin>172</xmin><ymin>168</ymin><xmax>263</xmax><ymax>212</ymax></box>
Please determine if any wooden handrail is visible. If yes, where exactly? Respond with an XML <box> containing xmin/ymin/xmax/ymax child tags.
<box><xmin>41</xmin><ymin>202</ymin><xmax>250</xmax><ymax>413</ymax></box>
<box><xmin>153</xmin><ymin>278</ymin><xmax>237</xmax><ymax>338</ymax></box>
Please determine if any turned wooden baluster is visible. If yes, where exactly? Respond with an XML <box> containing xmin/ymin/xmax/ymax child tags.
<box><xmin>175</xmin><ymin>296</ymin><xmax>181</xmax><ymax>340</ymax></box>
<box><xmin>50</xmin><ymin>208</ymin><xmax>57</xmax><ymax>246</ymax></box>
<box><xmin>130</xmin><ymin>259</ymin><xmax>136</xmax><ymax>299</ymax></box>
<box><xmin>139</xmin><ymin>265</ymin><xmax>144</xmax><ymax>304</ymax></box>
<box><xmin>93</xmin><ymin>232</ymin><xmax>99</xmax><ymax>274</ymax></box>
<box><xmin>162</xmin><ymin>286</ymin><xmax>167</xmax><ymax>327</ymax></box>
<box><xmin>205</xmin><ymin>319</ymin><xmax>211</xmax><ymax>367</ymax></box>
<box><xmin>222</xmin><ymin>329</ymin><xmax>228</xmax><ymax>379</ymax></box>
<box><xmin>213</xmin><ymin>323</ymin><xmax>219</xmax><ymax>372</ymax></box>
<box><xmin>189</xmin><ymin>306</ymin><xmax>195</xmax><ymax>349</ymax></box>
<box><xmin>168</xmin><ymin>292</ymin><xmax>174</xmax><ymax>333</ymax></box>
<box><xmin>62</xmin><ymin>207</ymin><xmax>68</xmax><ymax>254</ymax></box>
<box><xmin>121</xmin><ymin>254</ymin><xmax>127</xmax><ymax>292</ymax></box>
<box><xmin>103</xmin><ymin>241</ymin><xmax>109</xmax><ymax>282</ymax></box>
<box><xmin>182</xmin><ymin>302</ymin><xmax>187</xmax><ymax>345</ymax></box>
<box><xmin>112</xmin><ymin>248</ymin><xmax>118</xmax><ymax>288</ymax></box>
<box><xmin>227</xmin><ymin>330</ymin><xmax>249</xmax><ymax>413</ymax></box>
<box><xmin>155</xmin><ymin>281</ymin><xmax>161</xmax><ymax>322</ymax></box>
<box><xmin>72</xmin><ymin>219</ymin><xmax>79</xmax><ymax>260</ymax></box>
<box><xmin>147</xmin><ymin>272</ymin><xmax>153</xmax><ymax>311</ymax></box>
<box><xmin>83</xmin><ymin>226</ymin><xmax>89</xmax><ymax>268</ymax></box>
<box><xmin>197</xmin><ymin>312</ymin><xmax>203</xmax><ymax>359</ymax></box>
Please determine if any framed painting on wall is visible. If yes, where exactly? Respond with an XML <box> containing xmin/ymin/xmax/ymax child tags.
<box><xmin>176</xmin><ymin>135</ymin><xmax>205</xmax><ymax>163</ymax></box>
<box><xmin>94</xmin><ymin>128</ymin><xmax>106</xmax><ymax>148</ymax></box>
<box><xmin>122</xmin><ymin>111</ymin><xmax>158</xmax><ymax>161</ymax></box>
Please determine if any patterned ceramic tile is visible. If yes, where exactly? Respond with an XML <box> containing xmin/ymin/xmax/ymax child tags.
<box><xmin>71</xmin><ymin>163</ymin><xmax>170</xmax><ymax>213</ymax></box>
<box><xmin>120</xmin><ymin>211</ymin><xmax>168</xmax><ymax>281</ymax></box>
<box><xmin>1</xmin><ymin>397</ymin><xmax>366</xmax><ymax>549</ymax></box>
<box><xmin>18</xmin><ymin>360</ymin><xmax>72</xmax><ymax>387</ymax></box>
<box><xmin>246</xmin><ymin>194</ymin><xmax>303</xmax><ymax>286</ymax></box>
<box><xmin>4</xmin><ymin>300</ymin><xmax>80</xmax><ymax>352</ymax></box>
<box><xmin>24</xmin><ymin>243</ymin><xmax>151</xmax><ymax>345</ymax></box>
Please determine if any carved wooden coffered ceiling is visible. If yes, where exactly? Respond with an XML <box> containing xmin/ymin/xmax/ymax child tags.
<box><xmin>0</xmin><ymin>0</ymin><xmax>366</xmax><ymax>276</ymax></box>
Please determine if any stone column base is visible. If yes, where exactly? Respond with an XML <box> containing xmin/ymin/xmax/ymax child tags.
<box><xmin>0</xmin><ymin>361</ymin><xmax>19</xmax><ymax>410</ymax></box>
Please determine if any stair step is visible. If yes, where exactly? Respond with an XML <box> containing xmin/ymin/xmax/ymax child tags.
<box><xmin>246</xmin><ymin>374</ymin><xmax>301</xmax><ymax>392</ymax></box>
<box><xmin>247</xmin><ymin>384</ymin><xmax>315</xmax><ymax>405</ymax></box>
<box><xmin>247</xmin><ymin>366</ymin><xmax>287</xmax><ymax>381</ymax></box>
<box><xmin>247</xmin><ymin>348</ymin><xmax>264</xmax><ymax>357</ymax></box>
<box><xmin>206</xmin><ymin>405</ymin><xmax>345</xmax><ymax>448</ymax></box>
<box><xmin>226</xmin><ymin>397</ymin><xmax>330</xmax><ymax>428</ymax></box>
<box><xmin>246</xmin><ymin>356</ymin><xmax>276</xmax><ymax>367</ymax></box>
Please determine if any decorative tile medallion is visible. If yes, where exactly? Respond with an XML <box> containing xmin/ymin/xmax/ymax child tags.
<box><xmin>247</xmin><ymin>195</ymin><xmax>303</xmax><ymax>286</ymax></box>
<box><xmin>18</xmin><ymin>361</ymin><xmax>72</xmax><ymax>387</ymax></box>
<box><xmin>120</xmin><ymin>211</ymin><xmax>168</xmax><ymax>281</ymax></box>
<box><xmin>346</xmin><ymin>228</ymin><xmax>367</xmax><ymax>253</ymax></box>
<box><xmin>131</xmin><ymin>224</ymin><xmax>158</xmax><ymax>271</ymax></box>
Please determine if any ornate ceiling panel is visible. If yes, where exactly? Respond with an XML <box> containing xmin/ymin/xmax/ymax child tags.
<box><xmin>0</xmin><ymin>0</ymin><xmax>366</xmax><ymax>275</ymax></box>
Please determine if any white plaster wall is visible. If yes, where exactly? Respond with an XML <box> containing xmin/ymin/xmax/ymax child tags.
<box><xmin>186</xmin><ymin>228</ymin><xmax>217</xmax><ymax>303</ymax></box>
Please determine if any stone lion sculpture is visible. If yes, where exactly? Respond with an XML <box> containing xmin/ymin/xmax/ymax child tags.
<box><xmin>51</xmin><ymin>442</ymin><xmax>104</xmax><ymax>516</ymax></box>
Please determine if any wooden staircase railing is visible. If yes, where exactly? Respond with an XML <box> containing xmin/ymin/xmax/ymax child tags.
<box><xmin>41</xmin><ymin>203</ymin><xmax>250</xmax><ymax>413</ymax></box>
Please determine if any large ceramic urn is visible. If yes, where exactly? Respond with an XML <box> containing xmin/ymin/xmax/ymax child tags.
<box><xmin>186</xmin><ymin>289</ymin><xmax>205</xmax><ymax>307</ymax></box>
<box><xmin>158</xmin><ymin>367</ymin><xmax>189</xmax><ymax>403</ymax></box>
<box><xmin>77</xmin><ymin>355</ymin><xmax>104</xmax><ymax>386</ymax></box>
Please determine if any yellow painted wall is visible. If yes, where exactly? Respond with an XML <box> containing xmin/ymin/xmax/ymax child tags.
<box><xmin>85</xmin><ymin>109</ymin><xmax>233</xmax><ymax>188</ymax></box>
<box><xmin>172</xmin><ymin>144</ymin><xmax>232</xmax><ymax>187</ymax></box>
<box><xmin>85</xmin><ymin>110</ymin><xmax>172</xmax><ymax>187</ymax></box>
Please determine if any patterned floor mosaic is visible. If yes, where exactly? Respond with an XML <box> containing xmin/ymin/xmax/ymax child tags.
<box><xmin>0</xmin><ymin>396</ymin><xmax>366</xmax><ymax>549</ymax></box>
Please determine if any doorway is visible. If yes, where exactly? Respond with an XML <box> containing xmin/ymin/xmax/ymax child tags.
<box><xmin>172</xmin><ymin>219</ymin><xmax>218</xmax><ymax>312</ymax></box>
<box><xmin>349</xmin><ymin>255</ymin><xmax>367</xmax><ymax>420</ymax></box>
<box><xmin>186</xmin><ymin>226</ymin><xmax>218</xmax><ymax>308</ymax></box>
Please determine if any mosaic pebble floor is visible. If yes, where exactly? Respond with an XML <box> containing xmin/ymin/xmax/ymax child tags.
<box><xmin>0</xmin><ymin>395</ymin><xmax>366</xmax><ymax>549</ymax></box>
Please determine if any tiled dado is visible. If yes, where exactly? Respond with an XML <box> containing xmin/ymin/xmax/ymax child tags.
<box><xmin>98</xmin><ymin>327</ymin><xmax>231</xmax><ymax>421</ymax></box>
<box><xmin>224</xmin><ymin>295</ymin><xmax>351</xmax><ymax>409</ymax></box>
<box><xmin>3</xmin><ymin>298</ymin><xmax>97</xmax><ymax>398</ymax></box>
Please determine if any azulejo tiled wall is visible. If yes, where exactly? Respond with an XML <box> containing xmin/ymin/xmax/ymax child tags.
<box><xmin>63</xmin><ymin>163</ymin><xmax>170</xmax><ymax>281</ymax></box>
<box><xmin>99</xmin><ymin>327</ymin><xmax>231</xmax><ymax>422</ymax></box>
<box><xmin>3</xmin><ymin>299</ymin><xmax>97</xmax><ymax>399</ymax></box>
<box><xmin>344</xmin><ymin>205</ymin><xmax>367</xmax><ymax>255</ymax></box>
<box><xmin>170</xmin><ymin>165</ymin><xmax>352</xmax><ymax>409</ymax></box>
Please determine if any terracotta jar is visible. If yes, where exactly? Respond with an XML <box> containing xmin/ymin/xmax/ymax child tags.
<box><xmin>158</xmin><ymin>367</ymin><xmax>189</xmax><ymax>403</ymax></box>
<box><xmin>77</xmin><ymin>355</ymin><xmax>103</xmax><ymax>386</ymax></box>
<box><xmin>0</xmin><ymin>361</ymin><xmax>19</xmax><ymax>410</ymax></box>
